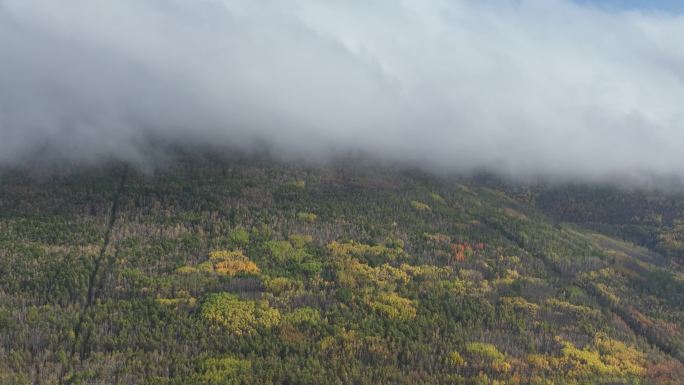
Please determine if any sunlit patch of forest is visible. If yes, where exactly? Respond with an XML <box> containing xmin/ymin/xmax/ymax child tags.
<box><xmin>0</xmin><ymin>155</ymin><xmax>682</xmax><ymax>384</ymax></box>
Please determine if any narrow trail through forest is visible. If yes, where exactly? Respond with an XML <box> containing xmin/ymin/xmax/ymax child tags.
<box><xmin>59</xmin><ymin>166</ymin><xmax>129</xmax><ymax>385</ymax></box>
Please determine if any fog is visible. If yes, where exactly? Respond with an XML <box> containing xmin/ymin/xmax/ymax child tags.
<box><xmin>1</xmin><ymin>0</ymin><xmax>684</xmax><ymax>180</ymax></box>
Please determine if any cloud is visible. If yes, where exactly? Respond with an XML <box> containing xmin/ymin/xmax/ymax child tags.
<box><xmin>1</xmin><ymin>0</ymin><xmax>683</xmax><ymax>179</ymax></box>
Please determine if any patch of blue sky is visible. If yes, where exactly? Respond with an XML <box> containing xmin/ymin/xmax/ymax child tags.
<box><xmin>574</xmin><ymin>0</ymin><xmax>684</xmax><ymax>13</ymax></box>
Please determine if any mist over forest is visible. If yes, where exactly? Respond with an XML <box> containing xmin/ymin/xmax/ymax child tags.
<box><xmin>2</xmin><ymin>0</ymin><xmax>684</xmax><ymax>181</ymax></box>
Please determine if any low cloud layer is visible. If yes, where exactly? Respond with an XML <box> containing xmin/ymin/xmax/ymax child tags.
<box><xmin>1</xmin><ymin>0</ymin><xmax>684</xmax><ymax>179</ymax></box>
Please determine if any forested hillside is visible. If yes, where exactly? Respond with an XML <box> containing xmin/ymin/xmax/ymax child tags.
<box><xmin>0</xmin><ymin>155</ymin><xmax>682</xmax><ymax>384</ymax></box>
<box><xmin>514</xmin><ymin>183</ymin><xmax>684</xmax><ymax>265</ymax></box>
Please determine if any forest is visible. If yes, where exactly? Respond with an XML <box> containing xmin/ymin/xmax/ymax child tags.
<box><xmin>0</xmin><ymin>154</ymin><xmax>682</xmax><ymax>384</ymax></box>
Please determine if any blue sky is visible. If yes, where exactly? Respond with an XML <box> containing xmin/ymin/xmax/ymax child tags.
<box><xmin>578</xmin><ymin>0</ymin><xmax>684</xmax><ymax>13</ymax></box>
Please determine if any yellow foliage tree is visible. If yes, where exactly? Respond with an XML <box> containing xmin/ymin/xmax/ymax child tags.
<box><xmin>200</xmin><ymin>293</ymin><xmax>280</xmax><ymax>336</ymax></box>
<box><xmin>450</xmin><ymin>351</ymin><xmax>466</xmax><ymax>367</ymax></box>
<box><xmin>208</xmin><ymin>250</ymin><xmax>260</xmax><ymax>277</ymax></box>
<box><xmin>367</xmin><ymin>292</ymin><xmax>417</xmax><ymax>320</ymax></box>
<box><xmin>464</xmin><ymin>342</ymin><xmax>511</xmax><ymax>373</ymax></box>
<box><xmin>297</xmin><ymin>211</ymin><xmax>317</xmax><ymax>223</ymax></box>
<box><xmin>194</xmin><ymin>357</ymin><xmax>251</xmax><ymax>385</ymax></box>
<box><xmin>410</xmin><ymin>200</ymin><xmax>431</xmax><ymax>212</ymax></box>
<box><xmin>554</xmin><ymin>334</ymin><xmax>646</xmax><ymax>379</ymax></box>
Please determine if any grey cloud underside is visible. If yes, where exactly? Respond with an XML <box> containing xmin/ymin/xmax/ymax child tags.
<box><xmin>1</xmin><ymin>0</ymin><xmax>684</xmax><ymax>179</ymax></box>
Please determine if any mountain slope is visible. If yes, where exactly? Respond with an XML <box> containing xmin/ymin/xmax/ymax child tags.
<box><xmin>0</xmin><ymin>155</ymin><xmax>682</xmax><ymax>384</ymax></box>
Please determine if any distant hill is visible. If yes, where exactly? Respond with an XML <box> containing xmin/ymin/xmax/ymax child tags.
<box><xmin>0</xmin><ymin>155</ymin><xmax>682</xmax><ymax>384</ymax></box>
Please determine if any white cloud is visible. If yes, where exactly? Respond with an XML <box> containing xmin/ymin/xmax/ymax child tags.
<box><xmin>1</xmin><ymin>0</ymin><xmax>683</xmax><ymax>179</ymax></box>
